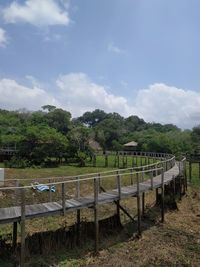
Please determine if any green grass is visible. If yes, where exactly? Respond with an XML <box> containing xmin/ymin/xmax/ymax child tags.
<box><xmin>186</xmin><ymin>162</ymin><xmax>200</xmax><ymax>187</ymax></box>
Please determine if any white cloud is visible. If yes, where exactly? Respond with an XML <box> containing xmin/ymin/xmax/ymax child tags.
<box><xmin>2</xmin><ymin>0</ymin><xmax>70</xmax><ymax>27</ymax></box>
<box><xmin>107</xmin><ymin>42</ymin><xmax>126</xmax><ymax>54</ymax></box>
<box><xmin>1</xmin><ymin>74</ymin><xmax>200</xmax><ymax>129</ymax></box>
<box><xmin>0</xmin><ymin>28</ymin><xmax>8</xmax><ymax>47</ymax></box>
<box><xmin>0</xmin><ymin>78</ymin><xmax>59</xmax><ymax>110</ymax></box>
<box><xmin>56</xmin><ymin>73</ymin><xmax>131</xmax><ymax>116</ymax></box>
<box><xmin>134</xmin><ymin>83</ymin><xmax>200</xmax><ymax>129</ymax></box>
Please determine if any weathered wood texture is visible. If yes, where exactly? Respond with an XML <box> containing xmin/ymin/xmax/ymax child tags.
<box><xmin>0</xmin><ymin>164</ymin><xmax>179</xmax><ymax>224</ymax></box>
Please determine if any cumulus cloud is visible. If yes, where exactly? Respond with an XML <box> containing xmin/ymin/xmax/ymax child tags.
<box><xmin>0</xmin><ymin>28</ymin><xmax>8</xmax><ymax>47</ymax></box>
<box><xmin>56</xmin><ymin>73</ymin><xmax>132</xmax><ymax>116</ymax></box>
<box><xmin>0</xmin><ymin>78</ymin><xmax>59</xmax><ymax>110</ymax></box>
<box><xmin>1</xmin><ymin>74</ymin><xmax>200</xmax><ymax>129</ymax></box>
<box><xmin>2</xmin><ymin>0</ymin><xmax>70</xmax><ymax>27</ymax></box>
<box><xmin>107</xmin><ymin>42</ymin><xmax>126</xmax><ymax>54</ymax></box>
<box><xmin>134</xmin><ymin>83</ymin><xmax>200</xmax><ymax>129</ymax></box>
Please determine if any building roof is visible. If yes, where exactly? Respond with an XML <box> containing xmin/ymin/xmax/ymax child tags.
<box><xmin>123</xmin><ymin>141</ymin><xmax>138</xmax><ymax>147</ymax></box>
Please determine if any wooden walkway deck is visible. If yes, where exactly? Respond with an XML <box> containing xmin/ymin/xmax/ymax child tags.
<box><xmin>0</xmin><ymin>152</ymin><xmax>188</xmax><ymax>267</ymax></box>
<box><xmin>0</xmin><ymin>164</ymin><xmax>179</xmax><ymax>224</ymax></box>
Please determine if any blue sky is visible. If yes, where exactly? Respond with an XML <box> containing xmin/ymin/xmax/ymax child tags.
<box><xmin>0</xmin><ymin>0</ymin><xmax>200</xmax><ymax>129</ymax></box>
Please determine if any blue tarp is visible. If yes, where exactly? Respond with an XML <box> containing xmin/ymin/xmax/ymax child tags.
<box><xmin>32</xmin><ymin>182</ymin><xmax>56</xmax><ymax>192</ymax></box>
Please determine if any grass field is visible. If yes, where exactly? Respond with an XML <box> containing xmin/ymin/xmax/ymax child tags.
<box><xmin>0</xmin><ymin>160</ymin><xmax>200</xmax><ymax>267</ymax></box>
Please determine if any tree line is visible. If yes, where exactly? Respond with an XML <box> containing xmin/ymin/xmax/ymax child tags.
<box><xmin>0</xmin><ymin>105</ymin><xmax>199</xmax><ymax>167</ymax></box>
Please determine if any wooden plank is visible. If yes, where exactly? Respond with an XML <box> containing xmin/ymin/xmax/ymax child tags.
<box><xmin>62</xmin><ymin>183</ymin><xmax>66</xmax><ymax>216</ymax></box>
<box><xmin>0</xmin><ymin>162</ymin><xmax>180</xmax><ymax>225</ymax></box>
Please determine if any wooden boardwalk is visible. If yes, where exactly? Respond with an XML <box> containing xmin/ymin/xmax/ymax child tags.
<box><xmin>0</xmin><ymin>164</ymin><xmax>179</xmax><ymax>224</ymax></box>
<box><xmin>0</xmin><ymin>152</ymin><xmax>187</xmax><ymax>267</ymax></box>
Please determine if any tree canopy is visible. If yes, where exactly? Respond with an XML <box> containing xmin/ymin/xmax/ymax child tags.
<box><xmin>0</xmin><ymin>107</ymin><xmax>197</xmax><ymax>167</ymax></box>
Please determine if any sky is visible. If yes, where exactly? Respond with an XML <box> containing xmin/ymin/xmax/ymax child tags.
<box><xmin>0</xmin><ymin>0</ymin><xmax>200</xmax><ymax>129</ymax></box>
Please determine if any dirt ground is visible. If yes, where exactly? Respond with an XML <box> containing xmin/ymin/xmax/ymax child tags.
<box><xmin>74</xmin><ymin>189</ymin><xmax>200</xmax><ymax>267</ymax></box>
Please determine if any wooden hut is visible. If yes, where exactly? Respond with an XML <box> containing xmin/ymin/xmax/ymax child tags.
<box><xmin>123</xmin><ymin>141</ymin><xmax>138</xmax><ymax>151</ymax></box>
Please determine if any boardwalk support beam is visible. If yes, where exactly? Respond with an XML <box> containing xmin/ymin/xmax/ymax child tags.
<box><xmin>100</xmin><ymin>186</ymin><xmax>135</xmax><ymax>222</ymax></box>
<box><xmin>20</xmin><ymin>188</ymin><xmax>26</xmax><ymax>267</ymax></box>
<box><xmin>76</xmin><ymin>176</ymin><xmax>81</xmax><ymax>246</ymax></box>
<box><xmin>161</xmin><ymin>169</ymin><xmax>165</xmax><ymax>223</ymax></box>
<box><xmin>137</xmin><ymin>173</ymin><xmax>141</xmax><ymax>236</ymax></box>
<box><xmin>94</xmin><ymin>177</ymin><xmax>99</xmax><ymax>254</ymax></box>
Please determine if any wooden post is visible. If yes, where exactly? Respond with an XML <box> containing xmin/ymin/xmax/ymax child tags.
<box><xmin>117</xmin><ymin>171</ymin><xmax>121</xmax><ymax>200</ymax></box>
<box><xmin>122</xmin><ymin>154</ymin><xmax>125</xmax><ymax>168</ymax></box>
<box><xmin>94</xmin><ymin>177</ymin><xmax>99</xmax><ymax>253</ymax></box>
<box><xmin>116</xmin><ymin>171</ymin><xmax>121</xmax><ymax>220</ymax></box>
<box><xmin>98</xmin><ymin>173</ymin><xmax>101</xmax><ymax>193</ymax></box>
<box><xmin>20</xmin><ymin>187</ymin><xmax>26</xmax><ymax>267</ymax></box>
<box><xmin>15</xmin><ymin>180</ymin><xmax>19</xmax><ymax>205</ymax></box>
<box><xmin>132</xmin><ymin>155</ymin><xmax>134</xmax><ymax>167</ymax></box>
<box><xmin>142</xmin><ymin>192</ymin><xmax>145</xmax><ymax>217</ymax></box>
<box><xmin>161</xmin><ymin>169</ymin><xmax>165</xmax><ymax>223</ymax></box>
<box><xmin>140</xmin><ymin>156</ymin><xmax>142</xmax><ymax>167</ymax></box>
<box><xmin>145</xmin><ymin>154</ymin><xmax>147</xmax><ymax>165</ymax></box>
<box><xmin>179</xmin><ymin>175</ymin><xmax>182</xmax><ymax>201</ymax></box>
<box><xmin>184</xmin><ymin>160</ymin><xmax>187</xmax><ymax>191</ymax></box>
<box><xmin>62</xmin><ymin>183</ymin><xmax>66</xmax><ymax>216</ymax></box>
<box><xmin>130</xmin><ymin>168</ymin><xmax>133</xmax><ymax>185</ymax></box>
<box><xmin>155</xmin><ymin>162</ymin><xmax>158</xmax><ymax>177</ymax></box>
<box><xmin>76</xmin><ymin>176</ymin><xmax>81</xmax><ymax>246</ymax></box>
<box><xmin>48</xmin><ymin>179</ymin><xmax>52</xmax><ymax>202</ymax></box>
<box><xmin>136</xmin><ymin>172</ymin><xmax>141</xmax><ymax>236</ymax></box>
<box><xmin>114</xmin><ymin>154</ymin><xmax>117</xmax><ymax>168</ymax></box>
<box><xmin>105</xmin><ymin>154</ymin><xmax>108</xmax><ymax>167</ymax></box>
<box><xmin>93</xmin><ymin>155</ymin><xmax>96</xmax><ymax>167</ymax></box>
<box><xmin>141</xmin><ymin>167</ymin><xmax>144</xmax><ymax>182</ymax></box>
<box><xmin>150</xmin><ymin>171</ymin><xmax>153</xmax><ymax>190</ymax></box>
<box><xmin>117</xmin><ymin>154</ymin><xmax>120</xmax><ymax>168</ymax></box>
<box><xmin>189</xmin><ymin>161</ymin><xmax>192</xmax><ymax>183</ymax></box>
<box><xmin>172</xmin><ymin>175</ymin><xmax>176</xmax><ymax>199</ymax></box>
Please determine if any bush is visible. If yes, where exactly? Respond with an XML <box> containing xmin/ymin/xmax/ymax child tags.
<box><xmin>5</xmin><ymin>157</ymin><xmax>30</xmax><ymax>168</ymax></box>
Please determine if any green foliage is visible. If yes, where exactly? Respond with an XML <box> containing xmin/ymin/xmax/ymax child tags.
<box><xmin>0</xmin><ymin>107</ymin><xmax>199</xmax><ymax>168</ymax></box>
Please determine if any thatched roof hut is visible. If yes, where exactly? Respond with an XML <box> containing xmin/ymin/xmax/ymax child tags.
<box><xmin>123</xmin><ymin>141</ymin><xmax>138</xmax><ymax>151</ymax></box>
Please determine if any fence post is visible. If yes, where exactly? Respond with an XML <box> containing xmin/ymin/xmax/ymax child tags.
<box><xmin>20</xmin><ymin>187</ymin><xmax>26</xmax><ymax>267</ymax></box>
<box><xmin>117</xmin><ymin>171</ymin><xmax>121</xmax><ymax>199</ymax></box>
<box><xmin>184</xmin><ymin>159</ymin><xmax>187</xmax><ymax>191</ymax></box>
<box><xmin>136</xmin><ymin>172</ymin><xmax>141</xmax><ymax>236</ymax></box>
<box><xmin>130</xmin><ymin>168</ymin><xmax>133</xmax><ymax>185</ymax></box>
<box><xmin>94</xmin><ymin>176</ymin><xmax>99</xmax><ymax>253</ymax></box>
<box><xmin>161</xmin><ymin>168</ymin><xmax>165</xmax><ymax>223</ymax></box>
<box><xmin>15</xmin><ymin>180</ymin><xmax>19</xmax><ymax>205</ymax></box>
<box><xmin>62</xmin><ymin>183</ymin><xmax>66</xmax><ymax>216</ymax></box>
<box><xmin>189</xmin><ymin>161</ymin><xmax>192</xmax><ymax>183</ymax></box>
<box><xmin>150</xmin><ymin>170</ymin><xmax>153</xmax><ymax>190</ymax></box>
<box><xmin>48</xmin><ymin>179</ymin><xmax>52</xmax><ymax>202</ymax></box>
<box><xmin>76</xmin><ymin>176</ymin><xmax>81</xmax><ymax>246</ymax></box>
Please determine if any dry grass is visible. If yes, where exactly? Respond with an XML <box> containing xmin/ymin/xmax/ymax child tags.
<box><xmin>82</xmin><ymin>189</ymin><xmax>200</xmax><ymax>267</ymax></box>
<box><xmin>1</xmin><ymin>162</ymin><xmax>200</xmax><ymax>266</ymax></box>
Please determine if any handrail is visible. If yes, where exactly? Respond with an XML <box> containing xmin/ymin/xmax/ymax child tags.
<box><xmin>3</xmin><ymin>152</ymin><xmax>175</xmax><ymax>183</ymax></box>
<box><xmin>0</xmin><ymin>151</ymin><xmax>176</xmax><ymax>191</ymax></box>
<box><xmin>0</xmin><ymin>167</ymin><xmax>165</xmax><ymax>191</ymax></box>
